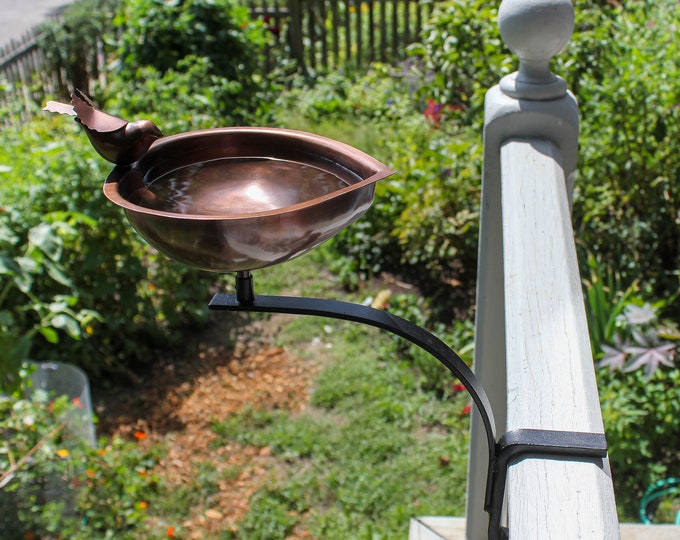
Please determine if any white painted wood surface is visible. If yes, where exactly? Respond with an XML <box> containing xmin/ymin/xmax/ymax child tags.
<box><xmin>408</xmin><ymin>517</ymin><xmax>467</xmax><ymax>540</ymax></box>
<box><xmin>500</xmin><ymin>138</ymin><xmax>619</xmax><ymax>539</ymax></box>
<box><xmin>465</xmin><ymin>2</ymin><xmax>580</xmax><ymax>537</ymax></box>
<box><xmin>410</xmin><ymin>518</ymin><xmax>680</xmax><ymax>540</ymax></box>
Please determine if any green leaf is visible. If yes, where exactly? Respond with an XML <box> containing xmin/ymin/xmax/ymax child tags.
<box><xmin>0</xmin><ymin>222</ymin><xmax>18</xmax><ymax>244</ymax></box>
<box><xmin>39</xmin><ymin>326</ymin><xmax>60</xmax><ymax>344</ymax></box>
<box><xmin>50</xmin><ymin>314</ymin><xmax>81</xmax><ymax>339</ymax></box>
<box><xmin>28</xmin><ymin>223</ymin><xmax>62</xmax><ymax>262</ymax></box>
<box><xmin>45</xmin><ymin>261</ymin><xmax>74</xmax><ymax>288</ymax></box>
<box><xmin>48</xmin><ymin>300</ymin><xmax>69</xmax><ymax>313</ymax></box>
<box><xmin>10</xmin><ymin>257</ymin><xmax>36</xmax><ymax>293</ymax></box>
<box><xmin>0</xmin><ymin>254</ymin><xmax>21</xmax><ymax>275</ymax></box>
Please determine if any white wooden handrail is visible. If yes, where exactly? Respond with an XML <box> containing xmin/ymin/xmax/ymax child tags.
<box><xmin>464</xmin><ymin>1</ymin><xmax>620</xmax><ymax>538</ymax></box>
<box><xmin>500</xmin><ymin>138</ymin><xmax>619</xmax><ymax>538</ymax></box>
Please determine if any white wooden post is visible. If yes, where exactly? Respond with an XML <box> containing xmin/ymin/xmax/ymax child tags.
<box><xmin>465</xmin><ymin>0</ymin><xmax>619</xmax><ymax>538</ymax></box>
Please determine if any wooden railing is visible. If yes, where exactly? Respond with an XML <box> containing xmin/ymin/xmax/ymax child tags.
<box><xmin>463</xmin><ymin>0</ymin><xmax>620</xmax><ymax>538</ymax></box>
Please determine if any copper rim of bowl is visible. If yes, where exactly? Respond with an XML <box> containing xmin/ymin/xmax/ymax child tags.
<box><xmin>103</xmin><ymin>126</ymin><xmax>394</xmax><ymax>220</ymax></box>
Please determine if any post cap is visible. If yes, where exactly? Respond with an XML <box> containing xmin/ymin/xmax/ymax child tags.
<box><xmin>498</xmin><ymin>0</ymin><xmax>575</xmax><ymax>100</ymax></box>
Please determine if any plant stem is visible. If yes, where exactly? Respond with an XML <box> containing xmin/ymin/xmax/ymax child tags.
<box><xmin>0</xmin><ymin>421</ymin><xmax>67</xmax><ymax>488</ymax></box>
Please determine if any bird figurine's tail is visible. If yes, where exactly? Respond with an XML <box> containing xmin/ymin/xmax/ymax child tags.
<box><xmin>44</xmin><ymin>91</ymin><xmax>162</xmax><ymax>165</ymax></box>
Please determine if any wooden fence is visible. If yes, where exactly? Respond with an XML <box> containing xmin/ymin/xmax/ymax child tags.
<box><xmin>0</xmin><ymin>29</ymin><xmax>59</xmax><ymax>125</ymax></box>
<box><xmin>247</xmin><ymin>0</ymin><xmax>434</xmax><ymax>73</ymax></box>
<box><xmin>0</xmin><ymin>24</ymin><xmax>105</xmax><ymax>126</ymax></box>
<box><xmin>0</xmin><ymin>0</ymin><xmax>433</xmax><ymax>125</ymax></box>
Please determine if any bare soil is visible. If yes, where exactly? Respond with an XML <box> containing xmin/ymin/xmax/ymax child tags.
<box><xmin>95</xmin><ymin>312</ymin><xmax>319</xmax><ymax>539</ymax></box>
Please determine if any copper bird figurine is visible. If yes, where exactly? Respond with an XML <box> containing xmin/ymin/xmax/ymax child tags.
<box><xmin>44</xmin><ymin>91</ymin><xmax>163</xmax><ymax>165</ymax></box>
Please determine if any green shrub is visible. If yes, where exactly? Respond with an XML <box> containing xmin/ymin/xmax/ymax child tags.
<box><xmin>0</xmin><ymin>208</ymin><xmax>100</xmax><ymax>393</ymax></box>
<box><xmin>406</xmin><ymin>0</ymin><xmax>511</xmax><ymax>128</ymax></box>
<box><xmin>0</xmin><ymin>119</ymin><xmax>217</xmax><ymax>382</ymax></box>
<box><xmin>584</xmin><ymin>257</ymin><xmax>680</xmax><ymax>518</ymax></box>
<box><xmin>39</xmin><ymin>0</ymin><xmax>119</xmax><ymax>96</ymax></box>
<box><xmin>408</xmin><ymin>0</ymin><xmax>680</xmax><ymax>311</ymax></box>
<box><xmin>598</xmin><ymin>366</ymin><xmax>680</xmax><ymax>520</ymax></box>
<box><xmin>559</xmin><ymin>0</ymin><xmax>680</xmax><ymax>304</ymax></box>
<box><xmin>108</xmin><ymin>0</ymin><xmax>277</xmax><ymax>130</ymax></box>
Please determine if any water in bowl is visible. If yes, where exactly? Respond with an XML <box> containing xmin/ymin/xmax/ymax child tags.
<box><xmin>145</xmin><ymin>157</ymin><xmax>352</xmax><ymax>215</ymax></box>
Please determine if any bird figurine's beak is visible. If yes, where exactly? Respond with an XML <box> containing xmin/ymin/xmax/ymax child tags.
<box><xmin>44</xmin><ymin>90</ymin><xmax>163</xmax><ymax>166</ymax></box>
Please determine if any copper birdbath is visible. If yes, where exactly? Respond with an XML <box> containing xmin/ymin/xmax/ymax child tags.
<box><xmin>44</xmin><ymin>93</ymin><xmax>392</xmax><ymax>272</ymax></box>
<box><xmin>103</xmin><ymin>127</ymin><xmax>393</xmax><ymax>272</ymax></box>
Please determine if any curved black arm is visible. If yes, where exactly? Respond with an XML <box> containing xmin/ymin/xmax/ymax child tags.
<box><xmin>209</xmin><ymin>282</ymin><xmax>501</xmax><ymax>531</ymax></box>
<box><xmin>209</xmin><ymin>273</ymin><xmax>608</xmax><ymax>540</ymax></box>
<box><xmin>209</xmin><ymin>291</ymin><xmax>498</xmax><ymax>461</ymax></box>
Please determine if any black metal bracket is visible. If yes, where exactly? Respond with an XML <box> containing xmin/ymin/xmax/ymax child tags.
<box><xmin>209</xmin><ymin>273</ymin><xmax>608</xmax><ymax>540</ymax></box>
<box><xmin>486</xmin><ymin>429</ymin><xmax>608</xmax><ymax>539</ymax></box>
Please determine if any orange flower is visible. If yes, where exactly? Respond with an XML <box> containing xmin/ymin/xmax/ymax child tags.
<box><xmin>72</xmin><ymin>397</ymin><xmax>83</xmax><ymax>409</ymax></box>
<box><xmin>56</xmin><ymin>448</ymin><xmax>70</xmax><ymax>458</ymax></box>
<box><xmin>166</xmin><ymin>525</ymin><xmax>176</xmax><ymax>538</ymax></box>
<box><xmin>86</xmin><ymin>469</ymin><xmax>96</xmax><ymax>478</ymax></box>
<box><xmin>134</xmin><ymin>430</ymin><xmax>147</xmax><ymax>441</ymax></box>
<box><xmin>138</xmin><ymin>501</ymin><xmax>148</xmax><ymax>510</ymax></box>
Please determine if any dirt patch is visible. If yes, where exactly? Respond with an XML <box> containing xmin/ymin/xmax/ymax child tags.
<box><xmin>95</xmin><ymin>313</ymin><xmax>319</xmax><ymax>538</ymax></box>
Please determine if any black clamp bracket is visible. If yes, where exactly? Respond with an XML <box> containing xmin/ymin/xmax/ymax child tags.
<box><xmin>210</xmin><ymin>273</ymin><xmax>608</xmax><ymax>540</ymax></box>
<box><xmin>486</xmin><ymin>429</ymin><xmax>608</xmax><ymax>540</ymax></box>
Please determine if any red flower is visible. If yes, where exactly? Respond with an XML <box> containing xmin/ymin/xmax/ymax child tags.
<box><xmin>134</xmin><ymin>430</ymin><xmax>147</xmax><ymax>441</ymax></box>
<box><xmin>72</xmin><ymin>397</ymin><xmax>84</xmax><ymax>409</ymax></box>
<box><xmin>462</xmin><ymin>403</ymin><xmax>472</xmax><ymax>415</ymax></box>
<box><xmin>424</xmin><ymin>99</ymin><xmax>444</xmax><ymax>125</ymax></box>
<box><xmin>452</xmin><ymin>383</ymin><xmax>466</xmax><ymax>393</ymax></box>
<box><xmin>166</xmin><ymin>525</ymin><xmax>176</xmax><ymax>538</ymax></box>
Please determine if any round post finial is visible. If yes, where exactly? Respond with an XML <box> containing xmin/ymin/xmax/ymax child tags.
<box><xmin>498</xmin><ymin>0</ymin><xmax>574</xmax><ymax>100</ymax></box>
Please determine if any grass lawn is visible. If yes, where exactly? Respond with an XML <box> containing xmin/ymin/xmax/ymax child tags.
<box><xmin>93</xmin><ymin>247</ymin><xmax>473</xmax><ymax>539</ymax></box>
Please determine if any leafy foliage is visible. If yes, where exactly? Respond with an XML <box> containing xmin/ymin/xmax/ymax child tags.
<box><xmin>0</xmin><ymin>393</ymin><xmax>160</xmax><ymax>539</ymax></box>
<box><xmin>0</xmin><ymin>119</ymin><xmax>217</xmax><ymax>382</ymax></box>
<box><xmin>108</xmin><ymin>0</ymin><xmax>277</xmax><ymax>131</ymax></box>
<box><xmin>584</xmin><ymin>256</ymin><xmax>679</xmax><ymax>518</ymax></box>
<box><xmin>559</xmin><ymin>0</ymin><xmax>680</xmax><ymax>305</ymax></box>
<box><xmin>0</xmin><ymin>209</ymin><xmax>101</xmax><ymax>393</ymax></box>
<box><xmin>598</xmin><ymin>365</ymin><xmax>680</xmax><ymax>521</ymax></box>
<box><xmin>39</xmin><ymin>0</ymin><xmax>119</xmax><ymax>96</ymax></box>
<box><xmin>406</xmin><ymin>0</ymin><xmax>511</xmax><ymax>127</ymax></box>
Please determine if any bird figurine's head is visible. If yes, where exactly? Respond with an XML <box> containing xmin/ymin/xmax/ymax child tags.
<box><xmin>43</xmin><ymin>90</ymin><xmax>163</xmax><ymax>165</ymax></box>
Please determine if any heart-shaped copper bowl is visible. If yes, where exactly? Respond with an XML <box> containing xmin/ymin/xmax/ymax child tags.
<box><xmin>103</xmin><ymin>127</ymin><xmax>393</xmax><ymax>272</ymax></box>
